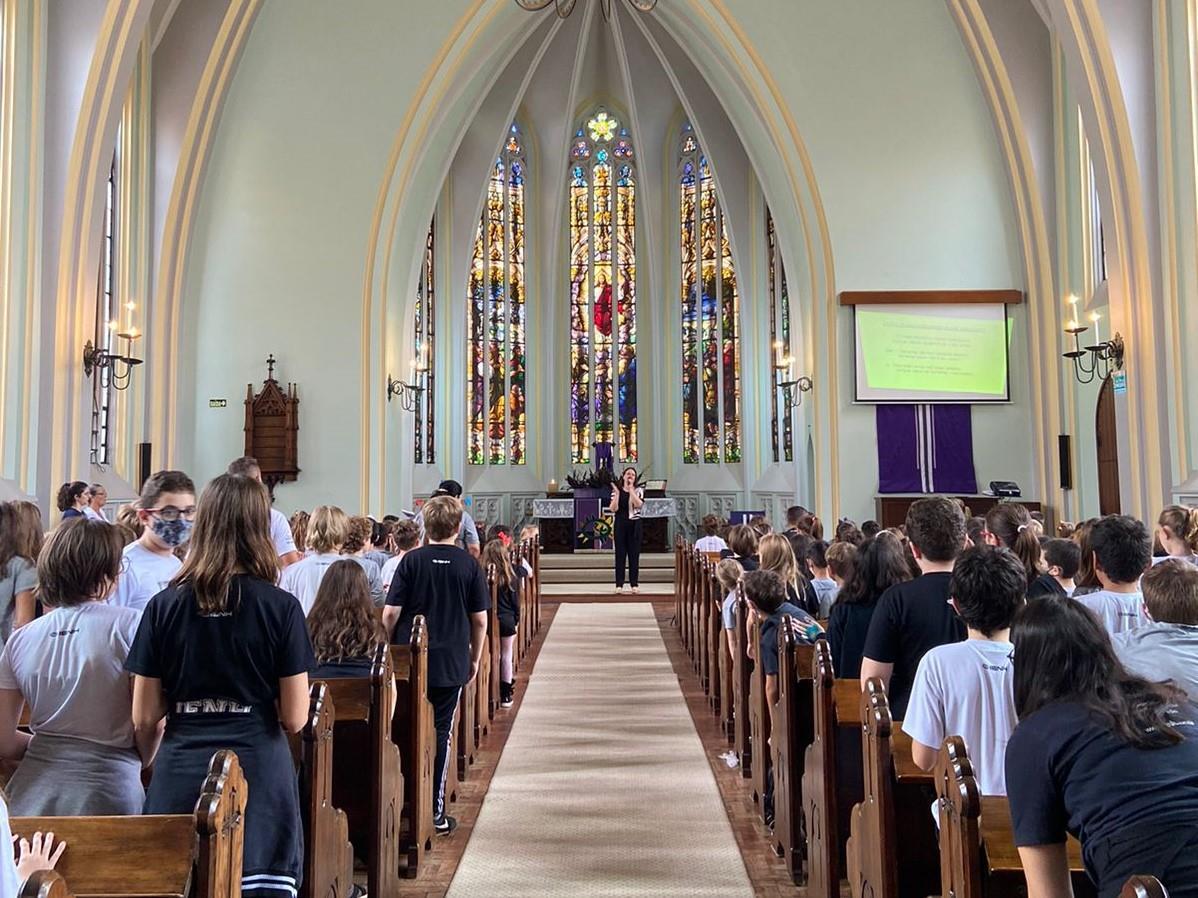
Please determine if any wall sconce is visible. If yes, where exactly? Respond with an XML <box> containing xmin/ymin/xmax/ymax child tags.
<box><xmin>1062</xmin><ymin>307</ymin><xmax>1123</xmax><ymax>385</ymax></box>
<box><xmin>386</xmin><ymin>373</ymin><xmax>424</xmax><ymax>411</ymax></box>
<box><xmin>772</xmin><ymin>343</ymin><xmax>813</xmax><ymax>408</ymax></box>
<box><xmin>83</xmin><ymin>328</ymin><xmax>142</xmax><ymax>391</ymax></box>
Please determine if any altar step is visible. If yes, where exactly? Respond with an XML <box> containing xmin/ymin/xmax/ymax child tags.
<box><xmin>539</xmin><ymin>552</ymin><xmax>675</xmax><ymax>586</ymax></box>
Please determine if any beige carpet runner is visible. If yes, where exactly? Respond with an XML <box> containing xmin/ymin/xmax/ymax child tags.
<box><xmin>447</xmin><ymin>602</ymin><xmax>754</xmax><ymax>897</ymax></box>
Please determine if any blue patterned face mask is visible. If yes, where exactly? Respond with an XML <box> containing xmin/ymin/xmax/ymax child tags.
<box><xmin>151</xmin><ymin>516</ymin><xmax>193</xmax><ymax>549</ymax></box>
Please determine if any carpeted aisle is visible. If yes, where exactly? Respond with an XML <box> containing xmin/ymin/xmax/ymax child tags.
<box><xmin>446</xmin><ymin>602</ymin><xmax>754</xmax><ymax>897</ymax></box>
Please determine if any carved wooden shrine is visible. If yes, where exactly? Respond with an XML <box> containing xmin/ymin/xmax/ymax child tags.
<box><xmin>244</xmin><ymin>355</ymin><xmax>300</xmax><ymax>493</ymax></box>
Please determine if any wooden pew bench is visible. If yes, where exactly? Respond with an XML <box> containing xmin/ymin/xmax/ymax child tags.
<box><xmin>846</xmin><ymin>679</ymin><xmax>938</xmax><ymax>898</ymax></box>
<box><xmin>802</xmin><ymin>639</ymin><xmax>866</xmax><ymax>898</ymax></box>
<box><xmin>771</xmin><ymin>620</ymin><xmax>816</xmax><ymax>883</ymax></box>
<box><xmin>390</xmin><ymin>617</ymin><xmax>435</xmax><ymax>877</ymax></box>
<box><xmin>732</xmin><ymin>583</ymin><xmax>753</xmax><ymax>779</ymax></box>
<box><xmin>320</xmin><ymin>643</ymin><xmax>403</xmax><ymax>897</ymax></box>
<box><xmin>289</xmin><ymin>682</ymin><xmax>355</xmax><ymax>898</ymax></box>
<box><xmin>1121</xmin><ymin>877</ymin><xmax>1169</xmax><ymax>898</ymax></box>
<box><xmin>748</xmin><ymin>613</ymin><xmax>769</xmax><ymax>811</ymax></box>
<box><xmin>12</xmin><ymin>750</ymin><xmax>246</xmax><ymax>898</ymax></box>
<box><xmin>935</xmin><ymin>736</ymin><xmax>1096</xmax><ymax>898</ymax></box>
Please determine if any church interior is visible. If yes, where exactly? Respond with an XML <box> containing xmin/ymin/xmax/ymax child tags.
<box><xmin>2</xmin><ymin>0</ymin><xmax>1198</xmax><ymax>896</ymax></box>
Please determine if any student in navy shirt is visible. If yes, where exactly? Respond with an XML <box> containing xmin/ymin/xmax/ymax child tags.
<box><xmin>127</xmin><ymin>475</ymin><xmax>314</xmax><ymax>898</ymax></box>
<box><xmin>1005</xmin><ymin>596</ymin><xmax>1198</xmax><ymax>897</ymax></box>
<box><xmin>383</xmin><ymin>495</ymin><xmax>489</xmax><ymax>836</ymax></box>
<box><xmin>827</xmin><ymin>532</ymin><xmax>911</xmax><ymax>680</ymax></box>
<box><xmin>307</xmin><ymin>559</ymin><xmax>387</xmax><ymax>681</ymax></box>
<box><xmin>860</xmin><ymin>497</ymin><xmax>967</xmax><ymax>718</ymax></box>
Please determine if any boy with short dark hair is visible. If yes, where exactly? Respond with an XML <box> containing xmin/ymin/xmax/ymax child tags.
<box><xmin>903</xmin><ymin>546</ymin><xmax>1023</xmax><ymax>795</ymax></box>
<box><xmin>1113</xmin><ymin>558</ymin><xmax>1198</xmax><ymax>696</ymax></box>
<box><xmin>382</xmin><ymin>495</ymin><xmax>489</xmax><ymax>835</ymax></box>
<box><xmin>860</xmin><ymin>497</ymin><xmax>967</xmax><ymax>718</ymax></box>
<box><xmin>1076</xmin><ymin>514</ymin><xmax>1151</xmax><ymax>635</ymax></box>
<box><xmin>1027</xmin><ymin>538</ymin><xmax>1080</xmax><ymax>599</ymax></box>
<box><xmin>695</xmin><ymin>514</ymin><xmax>729</xmax><ymax>554</ymax></box>
<box><xmin>805</xmin><ymin>540</ymin><xmax>839</xmax><ymax>617</ymax></box>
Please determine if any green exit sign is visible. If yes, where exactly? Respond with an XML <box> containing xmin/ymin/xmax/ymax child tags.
<box><xmin>209</xmin><ymin>399</ymin><xmax>227</xmax><ymax>408</ymax></box>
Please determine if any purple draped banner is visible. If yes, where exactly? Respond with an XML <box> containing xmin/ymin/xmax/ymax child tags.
<box><xmin>876</xmin><ymin>404</ymin><xmax>977</xmax><ymax>494</ymax></box>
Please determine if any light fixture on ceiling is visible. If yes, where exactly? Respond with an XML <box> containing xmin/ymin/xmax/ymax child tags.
<box><xmin>514</xmin><ymin>0</ymin><xmax>658</xmax><ymax>21</ymax></box>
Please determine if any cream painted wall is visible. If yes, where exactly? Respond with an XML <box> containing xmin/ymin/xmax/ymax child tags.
<box><xmin>728</xmin><ymin>0</ymin><xmax>1030</xmax><ymax>520</ymax></box>
<box><xmin>180</xmin><ymin>0</ymin><xmax>473</xmax><ymax>514</ymax></box>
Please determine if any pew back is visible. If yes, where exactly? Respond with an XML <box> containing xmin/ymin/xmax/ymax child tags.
<box><xmin>391</xmin><ymin>616</ymin><xmax>435</xmax><ymax>875</ymax></box>
<box><xmin>771</xmin><ymin>619</ymin><xmax>815</xmax><ymax>883</ymax></box>
<box><xmin>295</xmin><ymin>682</ymin><xmax>355</xmax><ymax>898</ymax></box>
<box><xmin>12</xmin><ymin>750</ymin><xmax>246</xmax><ymax>898</ymax></box>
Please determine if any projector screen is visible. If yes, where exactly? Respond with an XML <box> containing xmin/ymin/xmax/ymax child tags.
<box><xmin>853</xmin><ymin>302</ymin><xmax>1010</xmax><ymax>403</ymax></box>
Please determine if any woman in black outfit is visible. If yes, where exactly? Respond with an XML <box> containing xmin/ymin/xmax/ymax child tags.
<box><xmin>55</xmin><ymin>482</ymin><xmax>89</xmax><ymax>521</ymax></box>
<box><xmin>609</xmin><ymin>467</ymin><xmax>644</xmax><ymax>593</ymax></box>
<box><xmin>826</xmin><ymin>532</ymin><xmax>912</xmax><ymax>678</ymax></box>
<box><xmin>1005</xmin><ymin>596</ymin><xmax>1198</xmax><ymax>897</ymax></box>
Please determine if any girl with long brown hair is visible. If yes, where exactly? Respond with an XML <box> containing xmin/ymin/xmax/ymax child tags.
<box><xmin>126</xmin><ymin>474</ymin><xmax>315</xmax><ymax>898</ymax></box>
<box><xmin>1155</xmin><ymin>505</ymin><xmax>1198</xmax><ymax>566</ymax></box>
<box><xmin>481</xmin><ymin>539</ymin><xmax>522</xmax><ymax>707</ymax></box>
<box><xmin>982</xmin><ymin>503</ymin><xmax>1043</xmax><ymax>585</ymax></box>
<box><xmin>0</xmin><ymin>501</ymin><xmax>43</xmax><ymax>641</ymax></box>
<box><xmin>307</xmin><ymin>559</ymin><xmax>386</xmax><ymax>679</ymax></box>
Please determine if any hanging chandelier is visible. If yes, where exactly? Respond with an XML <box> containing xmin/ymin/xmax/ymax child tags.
<box><xmin>514</xmin><ymin>0</ymin><xmax>658</xmax><ymax>20</ymax></box>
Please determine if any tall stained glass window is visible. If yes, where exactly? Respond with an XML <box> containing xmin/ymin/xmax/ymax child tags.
<box><xmin>766</xmin><ymin>209</ymin><xmax>793</xmax><ymax>463</ymax></box>
<box><xmin>568</xmin><ymin>108</ymin><xmax>638</xmax><ymax>465</ymax></box>
<box><xmin>413</xmin><ymin>218</ymin><xmax>435</xmax><ymax>464</ymax></box>
<box><xmin>679</xmin><ymin>123</ymin><xmax>740</xmax><ymax>464</ymax></box>
<box><xmin>91</xmin><ymin>150</ymin><xmax>118</xmax><ymax>465</ymax></box>
<box><xmin>467</xmin><ymin>123</ymin><xmax>527</xmax><ymax>465</ymax></box>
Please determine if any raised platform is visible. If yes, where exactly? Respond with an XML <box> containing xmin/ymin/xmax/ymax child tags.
<box><xmin>539</xmin><ymin>552</ymin><xmax>675</xmax><ymax>599</ymax></box>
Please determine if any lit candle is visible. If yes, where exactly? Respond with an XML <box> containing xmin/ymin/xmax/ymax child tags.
<box><xmin>125</xmin><ymin>326</ymin><xmax>140</xmax><ymax>340</ymax></box>
<box><xmin>1067</xmin><ymin>319</ymin><xmax>1078</xmax><ymax>331</ymax></box>
<box><xmin>1090</xmin><ymin>311</ymin><xmax>1101</xmax><ymax>343</ymax></box>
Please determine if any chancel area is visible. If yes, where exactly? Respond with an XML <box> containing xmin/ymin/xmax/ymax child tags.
<box><xmin>2</xmin><ymin>0</ymin><xmax>1198</xmax><ymax>895</ymax></box>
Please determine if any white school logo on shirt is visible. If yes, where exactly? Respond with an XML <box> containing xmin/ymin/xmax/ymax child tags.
<box><xmin>175</xmin><ymin>699</ymin><xmax>253</xmax><ymax>714</ymax></box>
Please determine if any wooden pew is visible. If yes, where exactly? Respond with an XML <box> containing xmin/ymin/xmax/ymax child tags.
<box><xmin>19</xmin><ymin>871</ymin><xmax>72</xmax><ymax>898</ymax></box>
<box><xmin>321</xmin><ymin>643</ymin><xmax>404</xmax><ymax>897</ymax></box>
<box><xmin>674</xmin><ymin>536</ymin><xmax>685</xmax><ymax>642</ymax></box>
<box><xmin>748</xmin><ymin>611</ymin><xmax>769</xmax><ymax>809</ymax></box>
<box><xmin>292</xmin><ymin>682</ymin><xmax>355</xmax><ymax>898</ymax></box>
<box><xmin>457</xmin><ymin>663</ymin><xmax>478</xmax><ymax>778</ymax></box>
<box><xmin>845</xmin><ymin>679</ymin><xmax>938</xmax><ymax>898</ymax></box>
<box><xmin>718</xmin><ymin>584</ymin><xmax>735</xmax><ymax>741</ymax></box>
<box><xmin>530</xmin><ymin>538</ymin><xmax>541</xmax><ymax>633</ymax></box>
<box><xmin>1121</xmin><ymin>877</ymin><xmax>1169</xmax><ymax>898</ymax></box>
<box><xmin>732</xmin><ymin>581</ymin><xmax>753</xmax><ymax>779</ymax></box>
<box><xmin>391</xmin><ymin>616</ymin><xmax>435</xmax><ymax>876</ymax></box>
<box><xmin>771</xmin><ymin>618</ymin><xmax>817</xmax><ymax>883</ymax></box>
<box><xmin>12</xmin><ymin>749</ymin><xmax>246</xmax><ymax>898</ymax></box>
<box><xmin>697</xmin><ymin>554</ymin><xmax>711</xmax><ymax>687</ymax></box>
<box><xmin>705</xmin><ymin>561</ymin><xmax>723</xmax><ymax>715</ymax></box>
<box><xmin>935</xmin><ymin>735</ymin><xmax>1096</xmax><ymax>897</ymax></box>
<box><xmin>802</xmin><ymin>639</ymin><xmax>866</xmax><ymax>898</ymax></box>
<box><xmin>485</xmin><ymin>565</ymin><xmax>500</xmax><ymax>718</ymax></box>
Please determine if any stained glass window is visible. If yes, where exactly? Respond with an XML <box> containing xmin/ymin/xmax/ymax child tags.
<box><xmin>91</xmin><ymin>150</ymin><xmax>118</xmax><ymax>466</ymax></box>
<box><xmin>766</xmin><ymin>209</ymin><xmax>793</xmax><ymax>463</ymax></box>
<box><xmin>467</xmin><ymin>123</ymin><xmax>527</xmax><ymax>465</ymax></box>
<box><xmin>679</xmin><ymin>123</ymin><xmax>740</xmax><ymax>464</ymax></box>
<box><xmin>413</xmin><ymin>218</ymin><xmax>435</xmax><ymax>464</ymax></box>
<box><xmin>569</xmin><ymin>108</ymin><xmax>638</xmax><ymax>465</ymax></box>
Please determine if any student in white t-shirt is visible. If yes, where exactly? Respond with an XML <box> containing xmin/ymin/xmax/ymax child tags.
<box><xmin>226</xmin><ymin>456</ymin><xmax>302</xmax><ymax>567</ymax></box>
<box><xmin>904</xmin><ymin>545</ymin><xmax>1023</xmax><ymax>796</ymax></box>
<box><xmin>0</xmin><ymin>519</ymin><xmax>149</xmax><ymax>815</ymax></box>
<box><xmin>110</xmin><ymin>470</ymin><xmax>196</xmax><ymax>614</ymax></box>
<box><xmin>381</xmin><ymin>520</ymin><xmax>421</xmax><ymax>592</ymax></box>
<box><xmin>716</xmin><ymin>557</ymin><xmax>745</xmax><ymax>659</ymax></box>
<box><xmin>694</xmin><ymin>514</ymin><xmax>729</xmax><ymax>555</ymax></box>
<box><xmin>280</xmin><ymin>505</ymin><xmax>353</xmax><ymax>614</ymax></box>
<box><xmin>1076</xmin><ymin>515</ymin><xmax>1151</xmax><ymax>636</ymax></box>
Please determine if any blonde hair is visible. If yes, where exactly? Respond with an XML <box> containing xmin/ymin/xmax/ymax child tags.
<box><xmin>308</xmin><ymin>505</ymin><xmax>350</xmax><ymax>554</ymax></box>
<box><xmin>1158</xmin><ymin>505</ymin><xmax>1198</xmax><ymax>555</ymax></box>
<box><xmin>173</xmin><ymin>475</ymin><xmax>279</xmax><ymax>615</ymax></box>
<box><xmin>715</xmin><ymin>558</ymin><xmax>743</xmax><ymax>593</ymax></box>
<box><xmin>423</xmin><ymin>496</ymin><xmax>463</xmax><ymax>542</ymax></box>
<box><xmin>759</xmin><ymin>533</ymin><xmax>799</xmax><ymax>593</ymax></box>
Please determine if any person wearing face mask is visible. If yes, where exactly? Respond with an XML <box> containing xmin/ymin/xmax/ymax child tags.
<box><xmin>110</xmin><ymin>471</ymin><xmax>197</xmax><ymax>614</ymax></box>
<box><xmin>0</xmin><ymin>519</ymin><xmax>149</xmax><ymax>815</ymax></box>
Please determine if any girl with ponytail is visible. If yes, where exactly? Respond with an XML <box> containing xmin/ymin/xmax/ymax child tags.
<box><xmin>983</xmin><ymin>504</ymin><xmax>1043</xmax><ymax>586</ymax></box>
<box><xmin>1155</xmin><ymin>505</ymin><xmax>1198</xmax><ymax>567</ymax></box>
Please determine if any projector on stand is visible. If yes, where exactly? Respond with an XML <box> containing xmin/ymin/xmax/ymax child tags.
<box><xmin>987</xmin><ymin>480</ymin><xmax>1022</xmax><ymax>498</ymax></box>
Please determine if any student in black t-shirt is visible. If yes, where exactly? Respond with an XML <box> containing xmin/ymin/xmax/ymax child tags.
<box><xmin>860</xmin><ymin>497</ymin><xmax>966</xmax><ymax>718</ymax></box>
<box><xmin>307</xmin><ymin>559</ymin><xmax>387</xmax><ymax>681</ymax></box>
<box><xmin>1005</xmin><ymin>596</ymin><xmax>1198</xmax><ymax>897</ymax></box>
<box><xmin>126</xmin><ymin>474</ymin><xmax>315</xmax><ymax>898</ymax></box>
<box><xmin>1027</xmin><ymin>537</ymin><xmax>1080</xmax><ymax>599</ymax></box>
<box><xmin>828</xmin><ymin>532</ymin><xmax>912</xmax><ymax>680</ymax></box>
<box><xmin>383</xmin><ymin>496</ymin><xmax>489</xmax><ymax>836</ymax></box>
<box><xmin>720</xmin><ymin>524</ymin><xmax>760</xmax><ymax>571</ymax></box>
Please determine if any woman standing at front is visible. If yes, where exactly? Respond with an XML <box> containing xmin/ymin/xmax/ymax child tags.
<box><xmin>126</xmin><ymin>474</ymin><xmax>315</xmax><ymax>898</ymax></box>
<box><xmin>609</xmin><ymin>467</ymin><xmax>645</xmax><ymax>594</ymax></box>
